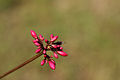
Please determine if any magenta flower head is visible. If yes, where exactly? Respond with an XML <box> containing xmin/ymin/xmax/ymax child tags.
<box><xmin>30</xmin><ymin>30</ymin><xmax>68</xmax><ymax>70</ymax></box>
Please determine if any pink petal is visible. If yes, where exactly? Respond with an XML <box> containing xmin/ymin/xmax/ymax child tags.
<box><xmin>35</xmin><ymin>48</ymin><xmax>41</xmax><ymax>53</ymax></box>
<box><xmin>57</xmin><ymin>51</ymin><xmax>68</xmax><ymax>56</ymax></box>
<box><xmin>34</xmin><ymin>42</ymin><xmax>40</xmax><ymax>46</ymax></box>
<box><xmin>33</xmin><ymin>40</ymin><xmax>37</xmax><ymax>43</ymax></box>
<box><xmin>50</xmin><ymin>34</ymin><xmax>54</xmax><ymax>39</ymax></box>
<box><xmin>35</xmin><ymin>39</ymin><xmax>39</xmax><ymax>41</ymax></box>
<box><xmin>45</xmin><ymin>60</ymin><xmax>48</xmax><ymax>63</ymax></box>
<box><xmin>39</xmin><ymin>34</ymin><xmax>44</xmax><ymax>40</ymax></box>
<box><xmin>52</xmin><ymin>45</ymin><xmax>57</xmax><ymax>48</ymax></box>
<box><xmin>49</xmin><ymin>61</ymin><xmax>56</xmax><ymax>70</ymax></box>
<box><xmin>60</xmin><ymin>47</ymin><xmax>63</xmax><ymax>50</ymax></box>
<box><xmin>41</xmin><ymin>59</ymin><xmax>45</xmax><ymax>66</ymax></box>
<box><xmin>53</xmin><ymin>52</ymin><xmax>58</xmax><ymax>58</ymax></box>
<box><xmin>43</xmin><ymin>50</ymin><xmax>46</xmax><ymax>54</ymax></box>
<box><xmin>51</xmin><ymin>59</ymin><xmax>56</xmax><ymax>64</ymax></box>
<box><xmin>30</xmin><ymin>30</ymin><xmax>37</xmax><ymax>39</ymax></box>
<box><xmin>45</xmin><ymin>39</ymin><xmax>48</xmax><ymax>43</ymax></box>
<box><xmin>50</xmin><ymin>36</ymin><xmax>58</xmax><ymax>42</ymax></box>
<box><xmin>44</xmin><ymin>55</ymin><xmax>47</xmax><ymax>58</ymax></box>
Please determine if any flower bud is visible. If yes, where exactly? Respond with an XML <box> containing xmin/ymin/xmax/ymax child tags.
<box><xmin>51</xmin><ymin>59</ymin><xmax>56</xmax><ymax>64</ymax></box>
<box><xmin>41</xmin><ymin>59</ymin><xmax>45</xmax><ymax>66</ymax></box>
<box><xmin>60</xmin><ymin>47</ymin><xmax>63</xmax><ymax>50</ymax></box>
<box><xmin>34</xmin><ymin>42</ymin><xmax>40</xmax><ymax>46</ymax></box>
<box><xmin>35</xmin><ymin>48</ymin><xmax>41</xmax><ymax>53</ymax></box>
<box><xmin>44</xmin><ymin>55</ymin><xmax>47</xmax><ymax>57</ymax></box>
<box><xmin>33</xmin><ymin>40</ymin><xmax>37</xmax><ymax>43</ymax></box>
<box><xmin>45</xmin><ymin>39</ymin><xmax>49</xmax><ymax>43</ymax></box>
<box><xmin>53</xmin><ymin>52</ymin><xmax>58</xmax><ymax>58</ymax></box>
<box><xmin>52</xmin><ymin>45</ymin><xmax>57</xmax><ymax>48</ymax></box>
<box><xmin>43</xmin><ymin>50</ymin><xmax>46</xmax><ymax>54</ymax></box>
<box><xmin>31</xmin><ymin>30</ymin><xmax>37</xmax><ymax>39</ymax></box>
<box><xmin>39</xmin><ymin>34</ymin><xmax>44</xmax><ymax>40</ymax></box>
<box><xmin>45</xmin><ymin>60</ymin><xmax>48</xmax><ymax>63</ymax></box>
<box><xmin>48</xmin><ymin>60</ymin><xmax>56</xmax><ymax>70</ymax></box>
<box><xmin>50</xmin><ymin>34</ymin><xmax>54</xmax><ymax>39</ymax></box>
<box><xmin>57</xmin><ymin>51</ymin><xmax>68</xmax><ymax>56</ymax></box>
<box><xmin>51</xmin><ymin>36</ymin><xmax>58</xmax><ymax>42</ymax></box>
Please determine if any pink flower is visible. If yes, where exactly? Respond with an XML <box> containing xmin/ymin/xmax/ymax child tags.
<box><xmin>50</xmin><ymin>36</ymin><xmax>58</xmax><ymax>42</ymax></box>
<box><xmin>53</xmin><ymin>52</ymin><xmax>58</xmax><ymax>58</ymax></box>
<box><xmin>57</xmin><ymin>51</ymin><xmax>68</xmax><ymax>56</ymax></box>
<box><xmin>44</xmin><ymin>55</ymin><xmax>47</xmax><ymax>58</ymax></box>
<box><xmin>51</xmin><ymin>59</ymin><xmax>56</xmax><ymax>64</ymax></box>
<box><xmin>33</xmin><ymin>40</ymin><xmax>37</xmax><ymax>43</ymax></box>
<box><xmin>39</xmin><ymin>34</ymin><xmax>44</xmax><ymax>41</ymax></box>
<box><xmin>30</xmin><ymin>30</ymin><xmax>68</xmax><ymax>70</ymax></box>
<box><xmin>52</xmin><ymin>45</ymin><xmax>57</xmax><ymax>48</ymax></box>
<box><xmin>60</xmin><ymin>47</ymin><xmax>63</xmax><ymax>50</ymax></box>
<box><xmin>45</xmin><ymin>39</ymin><xmax>49</xmax><ymax>43</ymax></box>
<box><xmin>31</xmin><ymin>30</ymin><xmax>37</xmax><ymax>39</ymax></box>
<box><xmin>48</xmin><ymin>60</ymin><xmax>56</xmax><ymax>70</ymax></box>
<box><xmin>57</xmin><ymin>45</ymin><xmax>60</xmax><ymax>48</ymax></box>
<box><xmin>45</xmin><ymin>60</ymin><xmax>48</xmax><ymax>63</ymax></box>
<box><xmin>50</xmin><ymin>34</ymin><xmax>54</xmax><ymax>39</ymax></box>
<box><xmin>34</xmin><ymin>42</ymin><xmax>40</xmax><ymax>46</ymax></box>
<box><xmin>43</xmin><ymin>50</ymin><xmax>46</xmax><ymax>54</ymax></box>
<box><xmin>35</xmin><ymin>48</ymin><xmax>41</xmax><ymax>53</ymax></box>
<box><xmin>41</xmin><ymin>59</ymin><xmax>45</xmax><ymax>66</ymax></box>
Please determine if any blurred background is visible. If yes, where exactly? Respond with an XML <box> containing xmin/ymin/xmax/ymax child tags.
<box><xmin>0</xmin><ymin>0</ymin><xmax>120</xmax><ymax>80</ymax></box>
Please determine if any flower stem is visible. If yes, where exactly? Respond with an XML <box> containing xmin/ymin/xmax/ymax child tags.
<box><xmin>0</xmin><ymin>53</ymin><xmax>43</xmax><ymax>79</ymax></box>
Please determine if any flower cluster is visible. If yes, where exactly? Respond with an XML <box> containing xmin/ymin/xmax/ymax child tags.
<box><xmin>30</xmin><ymin>30</ymin><xmax>68</xmax><ymax>70</ymax></box>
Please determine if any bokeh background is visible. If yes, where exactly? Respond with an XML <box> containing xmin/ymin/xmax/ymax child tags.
<box><xmin>0</xmin><ymin>0</ymin><xmax>120</xmax><ymax>80</ymax></box>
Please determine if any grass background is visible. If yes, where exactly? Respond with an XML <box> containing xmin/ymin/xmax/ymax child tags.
<box><xmin>0</xmin><ymin>0</ymin><xmax>120</xmax><ymax>80</ymax></box>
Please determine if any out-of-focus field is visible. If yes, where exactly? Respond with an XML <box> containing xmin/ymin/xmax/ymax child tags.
<box><xmin>0</xmin><ymin>0</ymin><xmax>120</xmax><ymax>80</ymax></box>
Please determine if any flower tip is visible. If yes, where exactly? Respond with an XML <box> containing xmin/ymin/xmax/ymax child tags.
<box><xmin>30</xmin><ymin>30</ymin><xmax>37</xmax><ymax>39</ymax></box>
<box><xmin>60</xmin><ymin>47</ymin><xmax>63</xmax><ymax>50</ymax></box>
<box><xmin>49</xmin><ymin>61</ymin><xmax>56</xmax><ymax>70</ymax></box>
<box><xmin>50</xmin><ymin>34</ymin><xmax>54</xmax><ymax>39</ymax></box>
<box><xmin>34</xmin><ymin>42</ymin><xmax>40</xmax><ymax>46</ymax></box>
<box><xmin>57</xmin><ymin>51</ymin><xmax>68</xmax><ymax>56</ymax></box>
<box><xmin>51</xmin><ymin>36</ymin><xmax>58</xmax><ymax>42</ymax></box>
<box><xmin>52</xmin><ymin>45</ymin><xmax>57</xmax><ymax>48</ymax></box>
<box><xmin>43</xmin><ymin>50</ymin><xmax>46</xmax><ymax>54</ymax></box>
<box><xmin>45</xmin><ymin>39</ymin><xmax>48</xmax><ymax>43</ymax></box>
<box><xmin>54</xmin><ymin>52</ymin><xmax>58</xmax><ymax>58</ymax></box>
<box><xmin>41</xmin><ymin>59</ymin><xmax>45</xmax><ymax>66</ymax></box>
<box><xmin>35</xmin><ymin>48</ymin><xmax>41</xmax><ymax>53</ymax></box>
<box><xmin>39</xmin><ymin>34</ymin><xmax>44</xmax><ymax>40</ymax></box>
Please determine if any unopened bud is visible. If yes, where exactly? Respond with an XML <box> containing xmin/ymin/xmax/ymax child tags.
<box><xmin>51</xmin><ymin>36</ymin><xmax>58</xmax><ymax>42</ymax></box>
<box><xmin>53</xmin><ymin>52</ymin><xmax>58</xmax><ymax>58</ymax></box>
<box><xmin>48</xmin><ymin>60</ymin><xmax>56</xmax><ymax>70</ymax></box>
<box><xmin>34</xmin><ymin>42</ymin><xmax>40</xmax><ymax>46</ymax></box>
<box><xmin>57</xmin><ymin>51</ymin><xmax>68</xmax><ymax>56</ymax></box>
<box><xmin>31</xmin><ymin>30</ymin><xmax>37</xmax><ymax>39</ymax></box>
<box><xmin>41</xmin><ymin>59</ymin><xmax>45</xmax><ymax>66</ymax></box>
<box><xmin>39</xmin><ymin>34</ymin><xmax>44</xmax><ymax>40</ymax></box>
<box><xmin>35</xmin><ymin>48</ymin><xmax>41</xmax><ymax>53</ymax></box>
<box><xmin>50</xmin><ymin>34</ymin><xmax>54</xmax><ymax>39</ymax></box>
<box><xmin>43</xmin><ymin>50</ymin><xmax>46</xmax><ymax>54</ymax></box>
